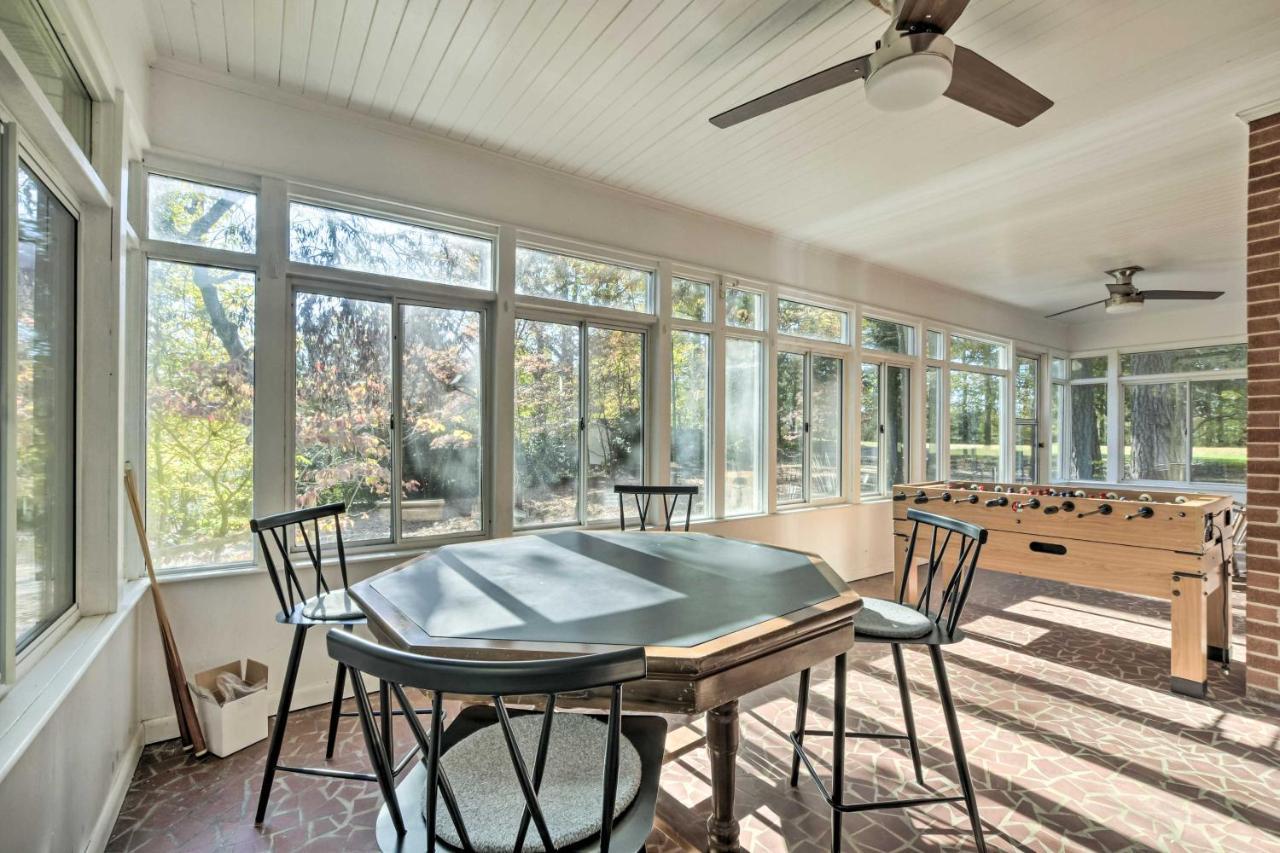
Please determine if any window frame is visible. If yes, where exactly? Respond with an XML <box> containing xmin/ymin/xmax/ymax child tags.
<box><xmin>669</xmin><ymin>266</ymin><xmax>716</xmax><ymax>519</ymax></box>
<box><xmin>514</xmin><ymin>234</ymin><xmax>656</xmax><ymax>317</ymax></box>
<box><xmin>925</xmin><ymin>325</ymin><xmax>1013</xmax><ymax>484</ymax></box>
<box><xmin>1014</xmin><ymin>353</ymin><xmax>1040</xmax><ymax>483</ymax></box>
<box><xmin>775</xmin><ymin>347</ymin><xmax>845</xmax><ymax>507</ymax></box>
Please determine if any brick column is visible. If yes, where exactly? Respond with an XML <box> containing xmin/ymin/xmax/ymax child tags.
<box><xmin>1247</xmin><ymin>110</ymin><xmax>1280</xmax><ymax>703</ymax></box>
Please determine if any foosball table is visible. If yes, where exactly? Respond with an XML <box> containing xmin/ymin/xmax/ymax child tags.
<box><xmin>892</xmin><ymin>481</ymin><xmax>1236</xmax><ymax>698</ymax></box>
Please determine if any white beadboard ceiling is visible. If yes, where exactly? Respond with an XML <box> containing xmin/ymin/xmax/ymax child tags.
<box><xmin>141</xmin><ymin>0</ymin><xmax>1280</xmax><ymax>322</ymax></box>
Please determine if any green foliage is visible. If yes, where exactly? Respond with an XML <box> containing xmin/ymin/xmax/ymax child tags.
<box><xmin>516</xmin><ymin>248</ymin><xmax>649</xmax><ymax>312</ymax></box>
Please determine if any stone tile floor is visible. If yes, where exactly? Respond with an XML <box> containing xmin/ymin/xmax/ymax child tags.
<box><xmin>108</xmin><ymin>571</ymin><xmax>1279</xmax><ymax>852</ymax></box>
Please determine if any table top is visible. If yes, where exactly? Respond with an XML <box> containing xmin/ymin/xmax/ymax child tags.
<box><xmin>349</xmin><ymin>531</ymin><xmax>860</xmax><ymax>712</ymax></box>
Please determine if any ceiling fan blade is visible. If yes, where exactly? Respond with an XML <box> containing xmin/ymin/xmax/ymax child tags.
<box><xmin>894</xmin><ymin>0</ymin><xmax>972</xmax><ymax>33</ymax></box>
<box><xmin>944</xmin><ymin>46</ymin><xmax>1052</xmax><ymax>127</ymax></box>
<box><xmin>709</xmin><ymin>55</ymin><xmax>871</xmax><ymax>128</ymax></box>
<box><xmin>1045</xmin><ymin>299</ymin><xmax>1106</xmax><ymax>319</ymax></box>
<box><xmin>1139</xmin><ymin>290</ymin><xmax>1225</xmax><ymax>300</ymax></box>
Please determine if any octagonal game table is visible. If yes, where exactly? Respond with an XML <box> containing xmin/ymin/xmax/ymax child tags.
<box><xmin>349</xmin><ymin>529</ymin><xmax>861</xmax><ymax>852</ymax></box>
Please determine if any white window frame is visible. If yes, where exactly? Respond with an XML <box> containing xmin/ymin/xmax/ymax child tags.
<box><xmin>718</xmin><ymin>276</ymin><xmax>769</xmax><ymax>518</ymax></box>
<box><xmin>932</xmin><ymin>326</ymin><xmax>1013</xmax><ymax>484</ymax></box>
<box><xmin>669</xmin><ymin>266</ymin><xmax>716</xmax><ymax>519</ymax></box>
<box><xmin>857</xmin><ymin>308</ymin><xmax>921</xmax><ymax>498</ymax></box>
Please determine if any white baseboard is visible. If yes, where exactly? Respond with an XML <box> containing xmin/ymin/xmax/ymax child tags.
<box><xmin>84</xmin><ymin>722</ymin><xmax>145</xmax><ymax>853</ymax></box>
<box><xmin>141</xmin><ymin>675</ymin><xmax>377</xmax><ymax>745</ymax></box>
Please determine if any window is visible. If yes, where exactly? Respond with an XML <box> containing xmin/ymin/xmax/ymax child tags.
<box><xmin>949</xmin><ymin>370</ymin><xmax>1001</xmax><ymax>482</ymax></box>
<box><xmin>777</xmin><ymin>298</ymin><xmax>848</xmax><ymax>343</ymax></box>
<box><xmin>513</xmin><ymin>320</ymin><xmax>644</xmax><ymax>527</ymax></box>
<box><xmin>13</xmin><ymin>163</ymin><xmax>76</xmax><ymax>648</ymax></box>
<box><xmin>290</xmin><ymin>202</ymin><xmax>491</xmax><ymax>289</ymax></box>
<box><xmin>777</xmin><ymin>352</ymin><xmax>842</xmax><ymax>504</ymax></box>
<box><xmin>1050</xmin><ymin>376</ymin><xmax>1065</xmax><ymax>480</ymax></box>
<box><xmin>1068</xmin><ymin>384</ymin><xmax>1108</xmax><ymax>480</ymax></box>
<box><xmin>1121</xmin><ymin>344</ymin><xmax>1245</xmax><ymax>376</ymax></box>
<box><xmin>1070</xmin><ymin>355</ymin><xmax>1108</xmax><ymax>380</ymax></box>
<box><xmin>927</xmin><ymin>329</ymin><xmax>945</xmax><ymax>360</ymax></box>
<box><xmin>724</xmin><ymin>338</ymin><xmax>764</xmax><ymax>515</ymax></box>
<box><xmin>672</xmin><ymin>277</ymin><xmax>712</xmax><ymax>323</ymax></box>
<box><xmin>294</xmin><ymin>293</ymin><xmax>393</xmax><ymax>542</ymax></box>
<box><xmin>925</xmin><ymin>366</ymin><xmax>941</xmax><ymax>480</ymax></box>
<box><xmin>515</xmin><ymin>246</ymin><xmax>650</xmax><ymax>312</ymax></box>
<box><xmin>1124</xmin><ymin>382</ymin><xmax>1187</xmax><ymax>481</ymax></box>
<box><xmin>146</xmin><ymin>260</ymin><xmax>256</xmax><ymax>570</ymax></box>
<box><xmin>149</xmin><ymin>175</ymin><xmax>256</xmax><ymax>252</ymax></box>
<box><xmin>671</xmin><ymin>331</ymin><xmax>711</xmax><ymax>518</ymax></box>
<box><xmin>1014</xmin><ymin>356</ymin><xmax>1038</xmax><ymax>483</ymax></box>
<box><xmin>725</xmin><ymin>287</ymin><xmax>763</xmax><ymax>330</ymax></box>
<box><xmin>862</xmin><ymin>316</ymin><xmax>916</xmax><ymax>355</ymax></box>
<box><xmin>0</xmin><ymin>0</ymin><xmax>92</xmax><ymax>152</ymax></box>
<box><xmin>861</xmin><ymin>363</ymin><xmax>910</xmax><ymax>495</ymax></box>
<box><xmin>950</xmin><ymin>334</ymin><xmax>1006</xmax><ymax>368</ymax></box>
<box><xmin>1122</xmin><ymin>375</ymin><xmax>1245</xmax><ymax>485</ymax></box>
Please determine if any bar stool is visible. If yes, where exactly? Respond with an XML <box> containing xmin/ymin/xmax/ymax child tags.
<box><xmin>613</xmin><ymin>484</ymin><xmax>699</xmax><ymax>531</ymax></box>
<box><xmin>327</xmin><ymin>631</ymin><xmax>669</xmax><ymax>852</ymax></box>
<box><xmin>249</xmin><ymin>502</ymin><xmax>425</xmax><ymax>823</ymax></box>
<box><xmin>789</xmin><ymin>507</ymin><xmax>990</xmax><ymax>852</ymax></box>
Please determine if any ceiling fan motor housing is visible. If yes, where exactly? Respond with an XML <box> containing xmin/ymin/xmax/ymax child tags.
<box><xmin>865</xmin><ymin>29</ymin><xmax>955</xmax><ymax>112</ymax></box>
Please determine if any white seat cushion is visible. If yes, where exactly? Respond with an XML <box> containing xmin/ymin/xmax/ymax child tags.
<box><xmin>430</xmin><ymin>712</ymin><xmax>642</xmax><ymax>852</ymax></box>
<box><xmin>854</xmin><ymin>597</ymin><xmax>935</xmax><ymax>639</ymax></box>
<box><xmin>300</xmin><ymin>589</ymin><xmax>362</xmax><ymax>621</ymax></box>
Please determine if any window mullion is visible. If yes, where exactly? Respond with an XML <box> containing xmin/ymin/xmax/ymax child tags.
<box><xmin>1</xmin><ymin>123</ymin><xmax>18</xmax><ymax>680</ymax></box>
<box><xmin>390</xmin><ymin>303</ymin><xmax>403</xmax><ymax>543</ymax></box>
<box><xmin>579</xmin><ymin>321</ymin><xmax>589</xmax><ymax>527</ymax></box>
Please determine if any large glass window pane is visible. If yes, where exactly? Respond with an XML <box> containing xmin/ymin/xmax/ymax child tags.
<box><xmin>1051</xmin><ymin>357</ymin><xmax>1067</xmax><ymax>380</ymax></box>
<box><xmin>1015</xmin><ymin>423</ymin><xmax>1037</xmax><ymax>484</ymax></box>
<box><xmin>146</xmin><ymin>259</ymin><xmax>255</xmax><ymax>570</ymax></box>
<box><xmin>514</xmin><ymin>320</ymin><xmax>580</xmax><ymax>527</ymax></box>
<box><xmin>777</xmin><ymin>298</ymin><xmax>847</xmax><ymax>343</ymax></box>
<box><xmin>885</xmin><ymin>365</ymin><xmax>910</xmax><ymax>489</ymax></box>
<box><xmin>1070</xmin><ymin>356</ymin><xmax>1108</xmax><ymax>380</ymax></box>
<box><xmin>725</xmin><ymin>288</ymin><xmax>763</xmax><ymax>330</ymax></box>
<box><xmin>586</xmin><ymin>327</ymin><xmax>644</xmax><ymax>520</ymax></box>
<box><xmin>810</xmin><ymin>356</ymin><xmax>843</xmax><ymax>499</ymax></box>
<box><xmin>925</xmin><ymin>366</ymin><xmax>941</xmax><ymax>480</ymax></box>
<box><xmin>950</xmin><ymin>334</ymin><xmax>1006</xmax><ymax>368</ymax></box>
<box><xmin>1069</xmin><ymin>383</ymin><xmax>1108</xmax><ymax>480</ymax></box>
<box><xmin>862</xmin><ymin>317</ymin><xmax>915</xmax><ymax>355</ymax></box>
<box><xmin>1124</xmin><ymin>382</ymin><xmax>1187</xmax><ymax>481</ymax></box>
<box><xmin>725</xmin><ymin>338</ymin><xmax>763</xmax><ymax>515</ymax></box>
<box><xmin>0</xmin><ymin>0</ymin><xmax>91</xmax><ymax>151</ymax></box>
<box><xmin>671</xmin><ymin>331</ymin><xmax>710</xmax><ymax>518</ymax></box>
<box><xmin>401</xmin><ymin>305</ymin><xmax>483</xmax><ymax>538</ymax></box>
<box><xmin>927</xmin><ymin>330</ymin><xmax>945</xmax><ymax>360</ymax></box>
<box><xmin>860</xmin><ymin>364</ymin><xmax>880</xmax><ymax>496</ymax></box>
<box><xmin>290</xmin><ymin>202</ymin><xmax>492</xmax><ymax>289</ymax></box>
<box><xmin>1051</xmin><ymin>383</ymin><xmax>1064</xmax><ymax>480</ymax></box>
<box><xmin>1016</xmin><ymin>357</ymin><xmax>1038</xmax><ymax>421</ymax></box>
<box><xmin>1191</xmin><ymin>379</ymin><xmax>1246</xmax><ymax>484</ymax></box>
<box><xmin>148</xmin><ymin>175</ymin><xmax>256</xmax><ymax>252</ymax></box>
<box><xmin>776</xmin><ymin>352</ymin><xmax>805</xmax><ymax>504</ymax></box>
<box><xmin>1121</xmin><ymin>344</ymin><xmax>1246</xmax><ymax>376</ymax></box>
<box><xmin>515</xmin><ymin>247</ymin><xmax>649</xmax><ymax>312</ymax></box>
<box><xmin>294</xmin><ymin>293</ymin><xmax>392</xmax><ymax>542</ymax></box>
<box><xmin>672</xmin><ymin>277</ymin><xmax>712</xmax><ymax>323</ymax></box>
<box><xmin>949</xmin><ymin>370</ymin><xmax>1001</xmax><ymax>482</ymax></box>
<box><xmin>14</xmin><ymin>164</ymin><xmax>75</xmax><ymax>647</ymax></box>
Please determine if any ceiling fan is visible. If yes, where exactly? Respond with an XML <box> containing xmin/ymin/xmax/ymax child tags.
<box><xmin>709</xmin><ymin>0</ymin><xmax>1052</xmax><ymax>129</ymax></box>
<box><xmin>1045</xmin><ymin>267</ymin><xmax>1225</xmax><ymax>318</ymax></box>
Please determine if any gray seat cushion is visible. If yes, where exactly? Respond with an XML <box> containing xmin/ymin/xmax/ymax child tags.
<box><xmin>300</xmin><ymin>589</ymin><xmax>362</xmax><ymax>621</ymax></box>
<box><xmin>854</xmin><ymin>597</ymin><xmax>935</xmax><ymax>639</ymax></box>
<box><xmin>430</xmin><ymin>712</ymin><xmax>642</xmax><ymax>852</ymax></box>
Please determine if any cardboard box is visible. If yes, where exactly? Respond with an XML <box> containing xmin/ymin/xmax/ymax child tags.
<box><xmin>190</xmin><ymin>660</ymin><xmax>269</xmax><ymax>757</ymax></box>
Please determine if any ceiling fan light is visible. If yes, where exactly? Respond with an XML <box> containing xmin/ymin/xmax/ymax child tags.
<box><xmin>1104</xmin><ymin>298</ymin><xmax>1143</xmax><ymax>315</ymax></box>
<box><xmin>865</xmin><ymin>53</ymin><xmax>953</xmax><ymax>112</ymax></box>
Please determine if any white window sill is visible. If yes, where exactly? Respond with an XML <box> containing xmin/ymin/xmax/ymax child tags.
<box><xmin>0</xmin><ymin>578</ymin><xmax>148</xmax><ymax>784</ymax></box>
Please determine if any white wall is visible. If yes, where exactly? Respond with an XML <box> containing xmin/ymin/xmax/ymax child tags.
<box><xmin>135</xmin><ymin>62</ymin><xmax>1066</xmax><ymax>737</ymax></box>
<box><xmin>1066</xmin><ymin>299</ymin><xmax>1245</xmax><ymax>352</ymax></box>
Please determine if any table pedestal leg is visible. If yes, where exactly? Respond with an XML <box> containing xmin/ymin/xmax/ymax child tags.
<box><xmin>705</xmin><ymin>699</ymin><xmax>740</xmax><ymax>852</ymax></box>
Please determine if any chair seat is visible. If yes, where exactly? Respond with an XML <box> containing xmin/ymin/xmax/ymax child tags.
<box><xmin>429</xmin><ymin>710</ymin><xmax>643</xmax><ymax>853</ymax></box>
<box><xmin>854</xmin><ymin>597</ymin><xmax>935</xmax><ymax>640</ymax></box>
<box><xmin>300</xmin><ymin>588</ymin><xmax>364</xmax><ymax>621</ymax></box>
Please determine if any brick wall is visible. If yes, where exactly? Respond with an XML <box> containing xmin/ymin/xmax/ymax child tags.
<box><xmin>1247</xmin><ymin>110</ymin><xmax>1280</xmax><ymax>703</ymax></box>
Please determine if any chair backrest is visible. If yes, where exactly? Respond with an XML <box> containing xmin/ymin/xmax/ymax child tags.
<box><xmin>899</xmin><ymin>507</ymin><xmax>988</xmax><ymax>637</ymax></box>
<box><xmin>249</xmin><ymin>502</ymin><xmax>351</xmax><ymax>619</ymax></box>
<box><xmin>613</xmin><ymin>484</ymin><xmax>699</xmax><ymax>532</ymax></box>
<box><xmin>327</xmin><ymin>630</ymin><xmax>647</xmax><ymax>852</ymax></box>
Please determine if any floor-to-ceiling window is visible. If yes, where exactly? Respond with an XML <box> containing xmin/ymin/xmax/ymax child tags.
<box><xmin>860</xmin><ymin>315</ymin><xmax>915</xmax><ymax>495</ymax></box>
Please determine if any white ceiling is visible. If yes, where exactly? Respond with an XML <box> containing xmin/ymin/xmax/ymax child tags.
<box><xmin>141</xmin><ymin>0</ymin><xmax>1280</xmax><ymax>321</ymax></box>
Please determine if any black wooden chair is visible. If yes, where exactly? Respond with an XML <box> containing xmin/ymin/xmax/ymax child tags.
<box><xmin>250</xmin><ymin>502</ymin><xmax>426</xmax><ymax>823</ymax></box>
<box><xmin>327</xmin><ymin>630</ymin><xmax>668</xmax><ymax>853</ymax></box>
<box><xmin>789</xmin><ymin>507</ymin><xmax>989</xmax><ymax>852</ymax></box>
<box><xmin>613</xmin><ymin>484</ymin><xmax>699</xmax><ymax>531</ymax></box>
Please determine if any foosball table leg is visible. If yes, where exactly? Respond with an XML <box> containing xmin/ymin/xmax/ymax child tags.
<box><xmin>1205</xmin><ymin>556</ymin><xmax>1232</xmax><ymax>671</ymax></box>
<box><xmin>1170</xmin><ymin>572</ymin><xmax>1209</xmax><ymax>698</ymax></box>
